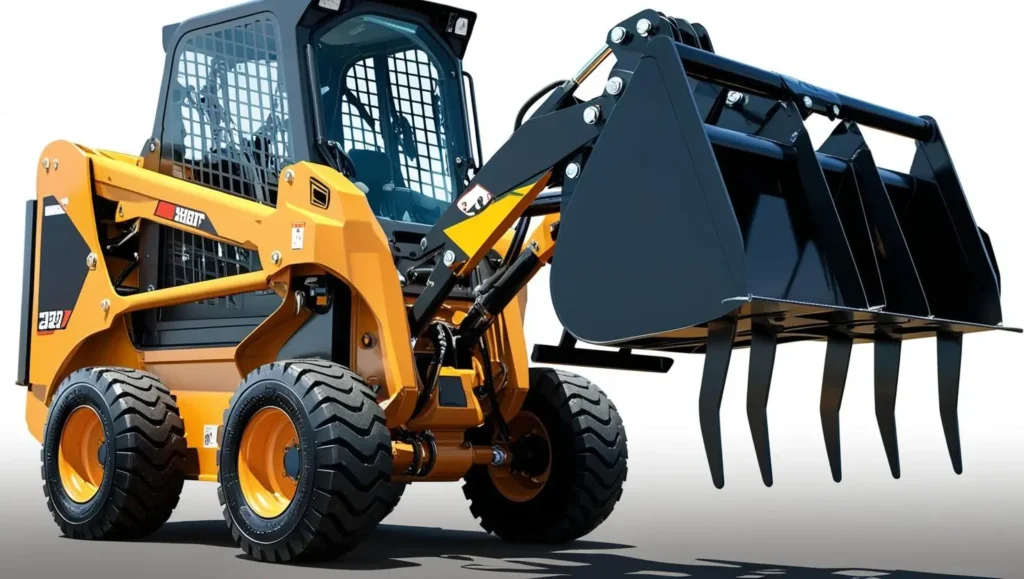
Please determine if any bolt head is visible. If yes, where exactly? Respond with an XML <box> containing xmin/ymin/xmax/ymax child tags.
<box><xmin>832</xmin><ymin>105</ymin><xmax>841</xmax><ymax>117</ymax></box>
<box><xmin>583</xmin><ymin>105</ymin><xmax>602</xmax><ymax>125</ymax></box>
<box><xmin>605</xmin><ymin>77</ymin><xmax>624</xmax><ymax>96</ymax></box>
<box><xmin>100</xmin><ymin>299</ymin><xmax>110</xmax><ymax>312</ymax></box>
<box><xmin>149</xmin><ymin>142</ymin><xmax>157</xmax><ymax>153</ymax></box>
<box><xmin>271</xmin><ymin>251</ymin><xmax>282</xmax><ymax>265</ymax></box>
<box><xmin>86</xmin><ymin>253</ymin><xmax>98</xmax><ymax>270</ymax></box>
<box><xmin>803</xmin><ymin>96</ymin><xmax>814</xmax><ymax>109</ymax></box>
<box><xmin>636</xmin><ymin>18</ymin><xmax>653</xmax><ymax>37</ymax></box>
<box><xmin>565</xmin><ymin>162</ymin><xmax>581</xmax><ymax>180</ymax></box>
<box><xmin>41</xmin><ymin>158</ymin><xmax>49</xmax><ymax>170</ymax></box>
<box><xmin>610</xmin><ymin>26</ymin><xmax>628</xmax><ymax>44</ymax></box>
<box><xmin>52</xmin><ymin>159</ymin><xmax>59</xmax><ymax>171</ymax></box>
<box><xmin>726</xmin><ymin>91</ymin><xmax>745</xmax><ymax>106</ymax></box>
<box><xmin>284</xmin><ymin>170</ymin><xmax>295</xmax><ymax>184</ymax></box>
<box><xmin>419</xmin><ymin>238</ymin><xmax>428</xmax><ymax>250</ymax></box>
<box><xmin>443</xmin><ymin>250</ymin><xmax>456</xmax><ymax>267</ymax></box>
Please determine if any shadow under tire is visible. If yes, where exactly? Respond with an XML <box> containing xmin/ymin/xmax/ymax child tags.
<box><xmin>218</xmin><ymin>360</ymin><xmax>399</xmax><ymax>563</ymax></box>
<box><xmin>463</xmin><ymin>368</ymin><xmax>628</xmax><ymax>543</ymax></box>
<box><xmin>41</xmin><ymin>367</ymin><xmax>186</xmax><ymax>540</ymax></box>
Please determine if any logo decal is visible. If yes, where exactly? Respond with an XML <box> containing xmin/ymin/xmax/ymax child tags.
<box><xmin>154</xmin><ymin>201</ymin><xmax>217</xmax><ymax>234</ymax></box>
<box><xmin>38</xmin><ymin>309</ymin><xmax>72</xmax><ymax>334</ymax></box>
<box><xmin>456</xmin><ymin>185</ymin><xmax>493</xmax><ymax>216</ymax></box>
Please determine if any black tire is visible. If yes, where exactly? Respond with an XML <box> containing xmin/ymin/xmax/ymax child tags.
<box><xmin>41</xmin><ymin>367</ymin><xmax>186</xmax><ymax>540</ymax></box>
<box><xmin>218</xmin><ymin>360</ymin><xmax>400</xmax><ymax>563</ymax></box>
<box><xmin>462</xmin><ymin>368</ymin><xmax>628</xmax><ymax>543</ymax></box>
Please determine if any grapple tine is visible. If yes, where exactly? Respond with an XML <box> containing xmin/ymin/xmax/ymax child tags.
<box><xmin>699</xmin><ymin>318</ymin><xmax>737</xmax><ymax>489</ymax></box>
<box><xmin>820</xmin><ymin>334</ymin><xmax>853</xmax><ymax>483</ymax></box>
<box><xmin>746</xmin><ymin>322</ymin><xmax>778</xmax><ymax>487</ymax></box>
<box><xmin>937</xmin><ymin>331</ymin><xmax>964</xmax><ymax>474</ymax></box>
<box><xmin>874</xmin><ymin>339</ymin><xmax>902</xmax><ymax>479</ymax></box>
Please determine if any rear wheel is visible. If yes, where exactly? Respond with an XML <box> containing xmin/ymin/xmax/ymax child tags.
<box><xmin>218</xmin><ymin>360</ymin><xmax>400</xmax><ymax>563</ymax></box>
<box><xmin>41</xmin><ymin>368</ymin><xmax>186</xmax><ymax>540</ymax></box>
<box><xmin>462</xmin><ymin>368</ymin><xmax>628</xmax><ymax>543</ymax></box>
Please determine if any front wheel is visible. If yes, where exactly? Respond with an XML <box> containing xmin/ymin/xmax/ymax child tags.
<box><xmin>218</xmin><ymin>360</ymin><xmax>400</xmax><ymax>563</ymax></box>
<box><xmin>462</xmin><ymin>368</ymin><xmax>628</xmax><ymax>543</ymax></box>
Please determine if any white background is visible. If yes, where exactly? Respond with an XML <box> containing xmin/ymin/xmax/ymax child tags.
<box><xmin>0</xmin><ymin>1</ymin><xmax>1021</xmax><ymax>577</ymax></box>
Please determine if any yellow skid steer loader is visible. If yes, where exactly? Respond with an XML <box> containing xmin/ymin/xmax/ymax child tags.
<box><xmin>17</xmin><ymin>0</ymin><xmax>1017</xmax><ymax>563</ymax></box>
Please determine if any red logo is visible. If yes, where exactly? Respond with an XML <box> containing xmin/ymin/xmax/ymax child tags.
<box><xmin>154</xmin><ymin>201</ymin><xmax>215</xmax><ymax>234</ymax></box>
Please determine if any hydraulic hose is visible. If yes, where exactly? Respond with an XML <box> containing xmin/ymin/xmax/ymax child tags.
<box><xmin>514</xmin><ymin>80</ymin><xmax>568</xmax><ymax>131</ymax></box>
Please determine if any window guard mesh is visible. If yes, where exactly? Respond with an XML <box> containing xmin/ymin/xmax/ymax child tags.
<box><xmin>338</xmin><ymin>49</ymin><xmax>454</xmax><ymax>204</ymax></box>
<box><xmin>388</xmin><ymin>49</ymin><xmax>453</xmax><ymax>203</ymax></box>
<box><xmin>159</xmin><ymin>17</ymin><xmax>283</xmax><ymax>306</ymax></box>
<box><xmin>166</xmin><ymin>17</ymin><xmax>291</xmax><ymax>206</ymax></box>
<box><xmin>161</xmin><ymin>227</ymin><xmax>254</xmax><ymax>309</ymax></box>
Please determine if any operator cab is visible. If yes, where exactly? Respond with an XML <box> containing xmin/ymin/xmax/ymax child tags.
<box><xmin>152</xmin><ymin>0</ymin><xmax>479</xmax><ymax>228</ymax></box>
<box><xmin>140</xmin><ymin>0</ymin><xmax>479</xmax><ymax>348</ymax></box>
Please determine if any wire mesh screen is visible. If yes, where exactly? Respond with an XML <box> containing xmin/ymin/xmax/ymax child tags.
<box><xmin>387</xmin><ymin>49</ymin><xmax>453</xmax><ymax>202</ymax></box>
<box><xmin>165</xmin><ymin>17</ymin><xmax>291</xmax><ymax>206</ymax></box>
<box><xmin>162</xmin><ymin>227</ymin><xmax>254</xmax><ymax>309</ymax></box>
<box><xmin>340</xmin><ymin>59</ymin><xmax>385</xmax><ymax>153</ymax></box>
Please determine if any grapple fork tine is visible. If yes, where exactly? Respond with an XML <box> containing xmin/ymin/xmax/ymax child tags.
<box><xmin>874</xmin><ymin>339</ymin><xmax>902</xmax><ymax>479</ymax></box>
<box><xmin>937</xmin><ymin>331</ymin><xmax>964</xmax><ymax>474</ymax></box>
<box><xmin>820</xmin><ymin>334</ymin><xmax>853</xmax><ymax>483</ymax></box>
<box><xmin>699</xmin><ymin>318</ymin><xmax>737</xmax><ymax>490</ymax></box>
<box><xmin>747</xmin><ymin>322</ymin><xmax>778</xmax><ymax>487</ymax></box>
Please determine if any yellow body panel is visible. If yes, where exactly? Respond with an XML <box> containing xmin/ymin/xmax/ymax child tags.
<box><xmin>25</xmin><ymin>141</ymin><xmax>546</xmax><ymax>483</ymax></box>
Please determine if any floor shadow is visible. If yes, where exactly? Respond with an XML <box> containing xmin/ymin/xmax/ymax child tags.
<box><xmin>145</xmin><ymin>520</ymin><xmax>992</xmax><ymax>578</ymax></box>
<box><xmin>146</xmin><ymin>519</ymin><xmax>237</xmax><ymax>549</ymax></box>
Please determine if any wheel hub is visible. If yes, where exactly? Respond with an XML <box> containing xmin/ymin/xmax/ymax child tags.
<box><xmin>238</xmin><ymin>407</ymin><xmax>300</xmax><ymax>519</ymax></box>
<box><xmin>283</xmin><ymin>445</ymin><xmax>300</xmax><ymax>481</ymax></box>
<box><xmin>489</xmin><ymin>411</ymin><xmax>552</xmax><ymax>503</ymax></box>
<box><xmin>58</xmin><ymin>406</ymin><xmax>106</xmax><ymax>504</ymax></box>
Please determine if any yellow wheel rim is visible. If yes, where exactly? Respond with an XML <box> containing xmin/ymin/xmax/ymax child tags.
<box><xmin>58</xmin><ymin>406</ymin><xmax>106</xmax><ymax>504</ymax></box>
<box><xmin>490</xmin><ymin>411</ymin><xmax>552</xmax><ymax>503</ymax></box>
<box><xmin>238</xmin><ymin>407</ymin><xmax>300</xmax><ymax>519</ymax></box>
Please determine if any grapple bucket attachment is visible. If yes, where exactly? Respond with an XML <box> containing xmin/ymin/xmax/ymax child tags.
<box><xmin>548</xmin><ymin>10</ymin><xmax>1019</xmax><ymax>488</ymax></box>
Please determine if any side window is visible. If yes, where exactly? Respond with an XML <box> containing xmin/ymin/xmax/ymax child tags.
<box><xmin>163</xmin><ymin>16</ymin><xmax>292</xmax><ymax>205</ymax></box>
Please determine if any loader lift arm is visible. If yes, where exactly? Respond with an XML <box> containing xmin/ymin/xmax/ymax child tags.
<box><xmin>405</xmin><ymin>9</ymin><xmax>1019</xmax><ymax>491</ymax></box>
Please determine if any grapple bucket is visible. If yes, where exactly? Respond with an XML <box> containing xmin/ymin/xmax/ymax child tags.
<box><xmin>546</xmin><ymin>10</ymin><xmax>1019</xmax><ymax>488</ymax></box>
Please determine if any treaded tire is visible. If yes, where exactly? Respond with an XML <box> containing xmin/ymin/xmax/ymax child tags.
<box><xmin>463</xmin><ymin>368</ymin><xmax>628</xmax><ymax>543</ymax></box>
<box><xmin>41</xmin><ymin>367</ymin><xmax>186</xmax><ymax>540</ymax></box>
<box><xmin>218</xmin><ymin>359</ymin><xmax>400</xmax><ymax>563</ymax></box>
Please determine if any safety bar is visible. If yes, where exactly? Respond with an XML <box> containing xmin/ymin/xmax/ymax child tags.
<box><xmin>675</xmin><ymin>42</ymin><xmax>936</xmax><ymax>142</ymax></box>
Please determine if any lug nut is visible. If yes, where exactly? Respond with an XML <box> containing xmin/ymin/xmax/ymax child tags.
<box><xmin>583</xmin><ymin>105</ymin><xmax>602</xmax><ymax>125</ymax></box>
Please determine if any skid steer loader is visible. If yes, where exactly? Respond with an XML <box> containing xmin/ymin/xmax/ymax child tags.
<box><xmin>17</xmin><ymin>0</ymin><xmax>1017</xmax><ymax>563</ymax></box>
